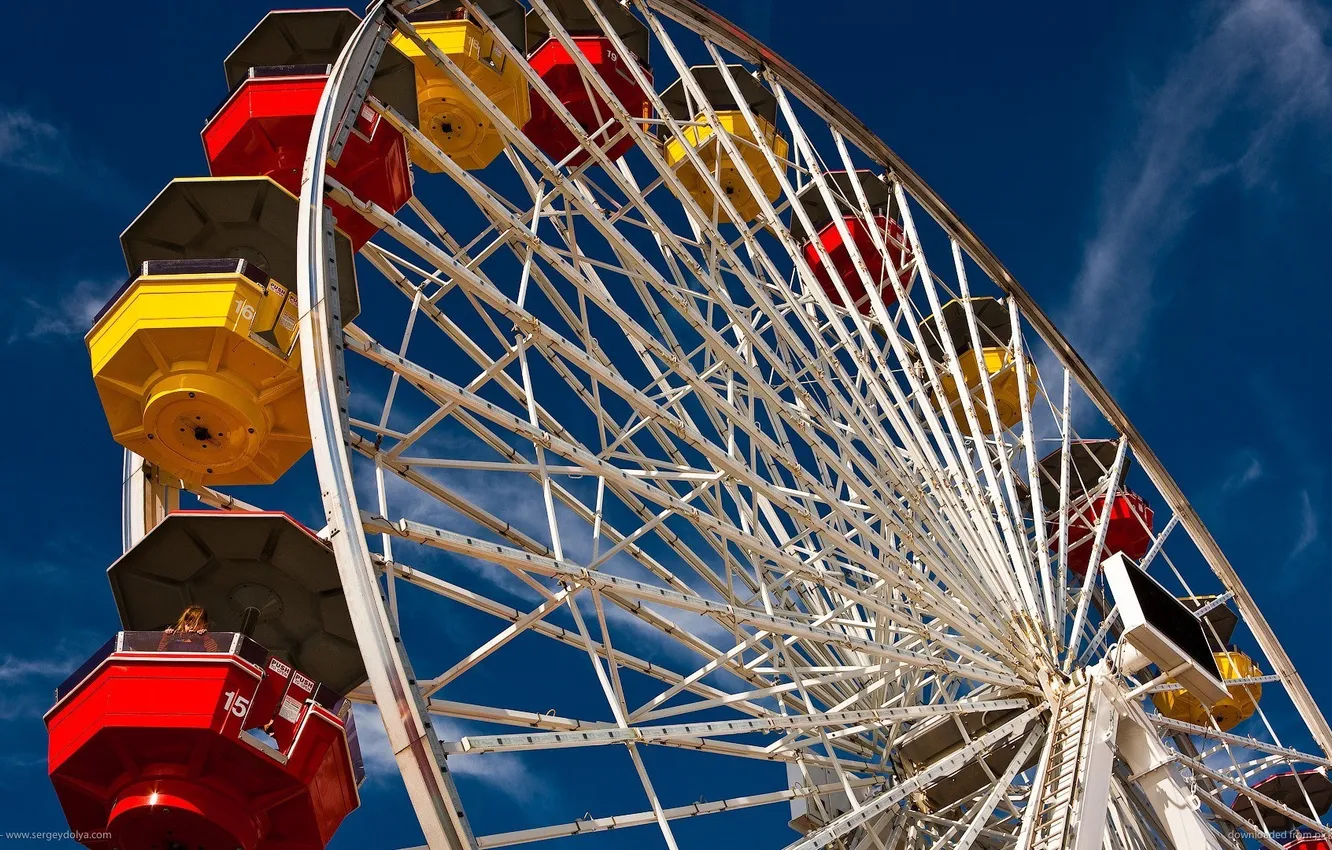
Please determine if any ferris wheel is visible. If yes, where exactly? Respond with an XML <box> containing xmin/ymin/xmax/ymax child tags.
<box><xmin>47</xmin><ymin>1</ymin><xmax>1332</xmax><ymax>849</ymax></box>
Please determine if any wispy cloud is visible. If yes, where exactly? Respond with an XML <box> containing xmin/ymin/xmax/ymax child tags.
<box><xmin>0</xmin><ymin>643</ymin><xmax>93</xmax><ymax>720</ymax></box>
<box><xmin>0</xmin><ymin>105</ymin><xmax>136</xmax><ymax>207</ymax></box>
<box><xmin>352</xmin><ymin>704</ymin><xmax>544</xmax><ymax>801</ymax></box>
<box><xmin>7</xmin><ymin>276</ymin><xmax>119</xmax><ymax>344</ymax></box>
<box><xmin>0</xmin><ymin>654</ymin><xmax>78</xmax><ymax>683</ymax></box>
<box><xmin>0</xmin><ymin>109</ymin><xmax>67</xmax><ymax>175</ymax></box>
<box><xmin>1062</xmin><ymin>0</ymin><xmax>1332</xmax><ymax>384</ymax></box>
<box><xmin>432</xmin><ymin>717</ymin><xmax>544</xmax><ymax>799</ymax></box>
<box><xmin>1288</xmin><ymin>488</ymin><xmax>1319</xmax><ymax>562</ymax></box>
<box><xmin>1222</xmin><ymin>450</ymin><xmax>1265</xmax><ymax>494</ymax></box>
<box><xmin>352</xmin><ymin>704</ymin><xmax>400</xmax><ymax>780</ymax></box>
<box><xmin>1242</xmin><ymin>376</ymin><xmax>1328</xmax><ymax>571</ymax></box>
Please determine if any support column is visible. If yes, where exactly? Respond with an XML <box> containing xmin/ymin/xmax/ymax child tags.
<box><xmin>1113</xmin><ymin>689</ymin><xmax>1222</xmax><ymax>850</ymax></box>
<box><xmin>121</xmin><ymin>451</ymin><xmax>178</xmax><ymax>553</ymax></box>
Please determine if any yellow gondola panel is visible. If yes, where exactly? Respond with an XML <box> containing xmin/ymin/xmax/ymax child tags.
<box><xmin>1151</xmin><ymin>650</ymin><xmax>1262</xmax><ymax>731</ymax></box>
<box><xmin>932</xmin><ymin>347</ymin><xmax>1038</xmax><ymax>436</ymax></box>
<box><xmin>664</xmin><ymin>111</ymin><xmax>787</xmax><ymax>224</ymax></box>
<box><xmin>87</xmin><ymin>265</ymin><xmax>308</xmax><ymax>487</ymax></box>
<box><xmin>392</xmin><ymin>17</ymin><xmax>530</xmax><ymax>171</ymax></box>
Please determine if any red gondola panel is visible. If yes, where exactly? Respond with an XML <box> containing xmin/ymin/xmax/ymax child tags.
<box><xmin>46</xmin><ymin>633</ymin><xmax>360</xmax><ymax>850</ymax></box>
<box><xmin>203</xmin><ymin>70</ymin><xmax>412</xmax><ymax>251</ymax></box>
<box><xmin>525</xmin><ymin>36</ymin><xmax>651</xmax><ymax>166</ymax></box>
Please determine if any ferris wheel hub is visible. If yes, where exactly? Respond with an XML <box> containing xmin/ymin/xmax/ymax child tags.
<box><xmin>143</xmin><ymin>373</ymin><xmax>269</xmax><ymax>476</ymax></box>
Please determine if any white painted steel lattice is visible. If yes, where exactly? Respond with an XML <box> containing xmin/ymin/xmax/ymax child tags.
<box><xmin>122</xmin><ymin>1</ymin><xmax>1332</xmax><ymax>848</ymax></box>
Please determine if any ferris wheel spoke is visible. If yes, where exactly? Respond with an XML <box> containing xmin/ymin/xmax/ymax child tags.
<box><xmin>371</xmin><ymin>512</ymin><xmax>1032</xmax><ymax>694</ymax></box>
<box><xmin>785</xmin><ymin>707</ymin><xmax>1041</xmax><ymax>850</ymax></box>
<box><xmin>382</xmin><ymin>558</ymin><xmax>787</xmax><ymax>722</ymax></box>
<box><xmin>1063</xmin><ymin>437</ymin><xmax>1128</xmax><ymax>669</ymax></box>
<box><xmin>421</xmin><ymin>586</ymin><xmax>576</xmax><ymax>696</ymax></box>
<box><xmin>558</xmin><ymin>560</ymin><xmax>683</xmax><ymax>850</ymax></box>
<box><xmin>1155</xmin><ymin>715</ymin><xmax>1332</xmax><ymax>772</ymax></box>
<box><xmin>344</xmin><ymin>329</ymin><xmax>1016</xmax><ymax>653</ymax></box>
<box><xmin>441</xmin><ymin>699</ymin><xmax>1022</xmax><ymax>757</ymax></box>
<box><xmin>470</xmin><ymin>776</ymin><xmax>878</xmax><ymax>850</ymax></box>
<box><xmin>930</xmin><ymin>240</ymin><xmax>1046</xmax><ymax>632</ymax></box>
<box><xmin>1008</xmin><ymin>294</ymin><xmax>1058</xmax><ymax>641</ymax></box>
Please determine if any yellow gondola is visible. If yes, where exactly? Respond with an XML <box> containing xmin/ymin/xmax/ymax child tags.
<box><xmin>917</xmin><ymin>297</ymin><xmax>1037</xmax><ymax>435</ymax></box>
<box><xmin>392</xmin><ymin>0</ymin><xmax>531</xmax><ymax>171</ymax></box>
<box><xmin>88</xmin><ymin>176</ymin><xmax>358</xmax><ymax>487</ymax></box>
<box><xmin>660</xmin><ymin>65</ymin><xmax>788</xmax><ymax>224</ymax></box>
<box><xmin>1152</xmin><ymin>649</ymin><xmax>1262</xmax><ymax>731</ymax></box>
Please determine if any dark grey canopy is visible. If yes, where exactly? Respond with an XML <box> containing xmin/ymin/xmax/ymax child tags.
<box><xmin>1037</xmin><ymin>439</ymin><xmax>1128</xmax><ymax>512</ymax></box>
<box><xmin>917</xmin><ymin>296</ymin><xmax>1013</xmax><ymax>363</ymax></box>
<box><xmin>660</xmin><ymin>64</ymin><xmax>777</xmax><ymax>125</ymax></box>
<box><xmin>790</xmin><ymin>169</ymin><xmax>897</xmax><ymax>242</ymax></box>
<box><xmin>121</xmin><ymin>176</ymin><xmax>359</xmax><ymax>324</ymax></box>
<box><xmin>223</xmin><ymin>8</ymin><xmax>418</xmax><ymax>124</ymax></box>
<box><xmin>526</xmin><ymin>0</ymin><xmax>649</xmax><ymax>62</ymax></box>
<box><xmin>108</xmin><ymin>512</ymin><xmax>365</xmax><ymax>695</ymax></box>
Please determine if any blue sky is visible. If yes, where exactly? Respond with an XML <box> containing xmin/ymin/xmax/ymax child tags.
<box><xmin>2</xmin><ymin>0</ymin><xmax>1331</xmax><ymax>846</ymax></box>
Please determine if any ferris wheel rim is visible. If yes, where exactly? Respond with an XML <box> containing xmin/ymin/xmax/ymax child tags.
<box><xmin>296</xmin><ymin>4</ymin><xmax>480</xmax><ymax>848</ymax></box>
<box><xmin>279</xmin><ymin>1</ymin><xmax>1332</xmax><ymax>847</ymax></box>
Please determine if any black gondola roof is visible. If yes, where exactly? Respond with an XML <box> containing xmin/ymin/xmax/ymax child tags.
<box><xmin>660</xmin><ymin>64</ymin><xmax>777</xmax><ymax>124</ymax></box>
<box><xmin>223</xmin><ymin>9</ymin><xmax>417</xmax><ymax>123</ymax></box>
<box><xmin>790</xmin><ymin>170</ymin><xmax>898</xmax><ymax>242</ymax></box>
<box><xmin>1036</xmin><ymin>439</ymin><xmax>1129</xmax><ymax>510</ymax></box>
<box><xmin>917</xmin><ymin>297</ymin><xmax>1012</xmax><ymax>363</ymax></box>
<box><xmin>525</xmin><ymin>0</ymin><xmax>649</xmax><ymax>62</ymax></box>
<box><xmin>121</xmin><ymin>177</ymin><xmax>359</xmax><ymax>324</ymax></box>
<box><xmin>1180</xmin><ymin>595</ymin><xmax>1240</xmax><ymax>647</ymax></box>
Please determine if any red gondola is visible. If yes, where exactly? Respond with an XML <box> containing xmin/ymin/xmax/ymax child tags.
<box><xmin>203</xmin><ymin>10</ymin><xmax>418</xmax><ymax>250</ymax></box>
<box><xmin>1037</xmin><ymin>440</ymin><xmax>1154</xmax><ymax>578</ymax></box>
<box><xmin>46</xmin><ymin>631</ymin><xmax>362</xmax><ymax>850</ymax></box>
<box><xmin>1063</xmin><ymin>491</ymin><xmax>1153</xmax><ymax>577</ymax></box>
<box><xmin>794</xmin><ymin>171</ymin><xmax>914</xmax><ymax>316</ymax></box>
<box><xmin>524</xmin><ymin>0</ymin><xmax>652</xmax><ymax>166</ymax></box>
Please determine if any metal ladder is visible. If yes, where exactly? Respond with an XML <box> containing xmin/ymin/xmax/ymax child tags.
<box><xmin>1027</xmin><ymin>677</ymin><xmax>1094</xmax><ymax>850</ymax></box>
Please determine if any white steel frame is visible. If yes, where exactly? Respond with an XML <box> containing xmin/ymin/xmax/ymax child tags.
<box><xmin>113</xmin><ymin>1</ymin><xmax>1332</xmax><ymax>849</ymax></box>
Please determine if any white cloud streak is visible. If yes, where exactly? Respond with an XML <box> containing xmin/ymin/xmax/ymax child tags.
<box><xmin>1222</xmin><ymin>450</ymin><xmax>1265</xmax><ymax>494</ymax></box>
<box><xmin>1062</xmin><ymin>0</ymin><xmax>1332</xmax><ymax>384</ymax></box>
<box><xmin>0</xmin><ymin>109</ymin><xmax>68</xmax><ymax>175</ymax></box>
<box><xmin>352</xmin><ymin>704</ymin><xmax>543</xmax><ymax>800</ymax></box>
<box><xmin>1288</xmin><ymin>488</ymin><xmax>1319</xmax><ymax>562</ymax></box>
<box><xmin>7</xmin><ymin>277</ymin><xmax>120</xmax><ymax>344</ymax></box>
<box><xmin>0</xmin><ymin>643</ymin><xmax>96</xmax><ymax>720</ymax></box>
<box><xmin>0</xmin><ymin>105</ymin><xmax>136</xmax><ymax>206</ymax></box>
